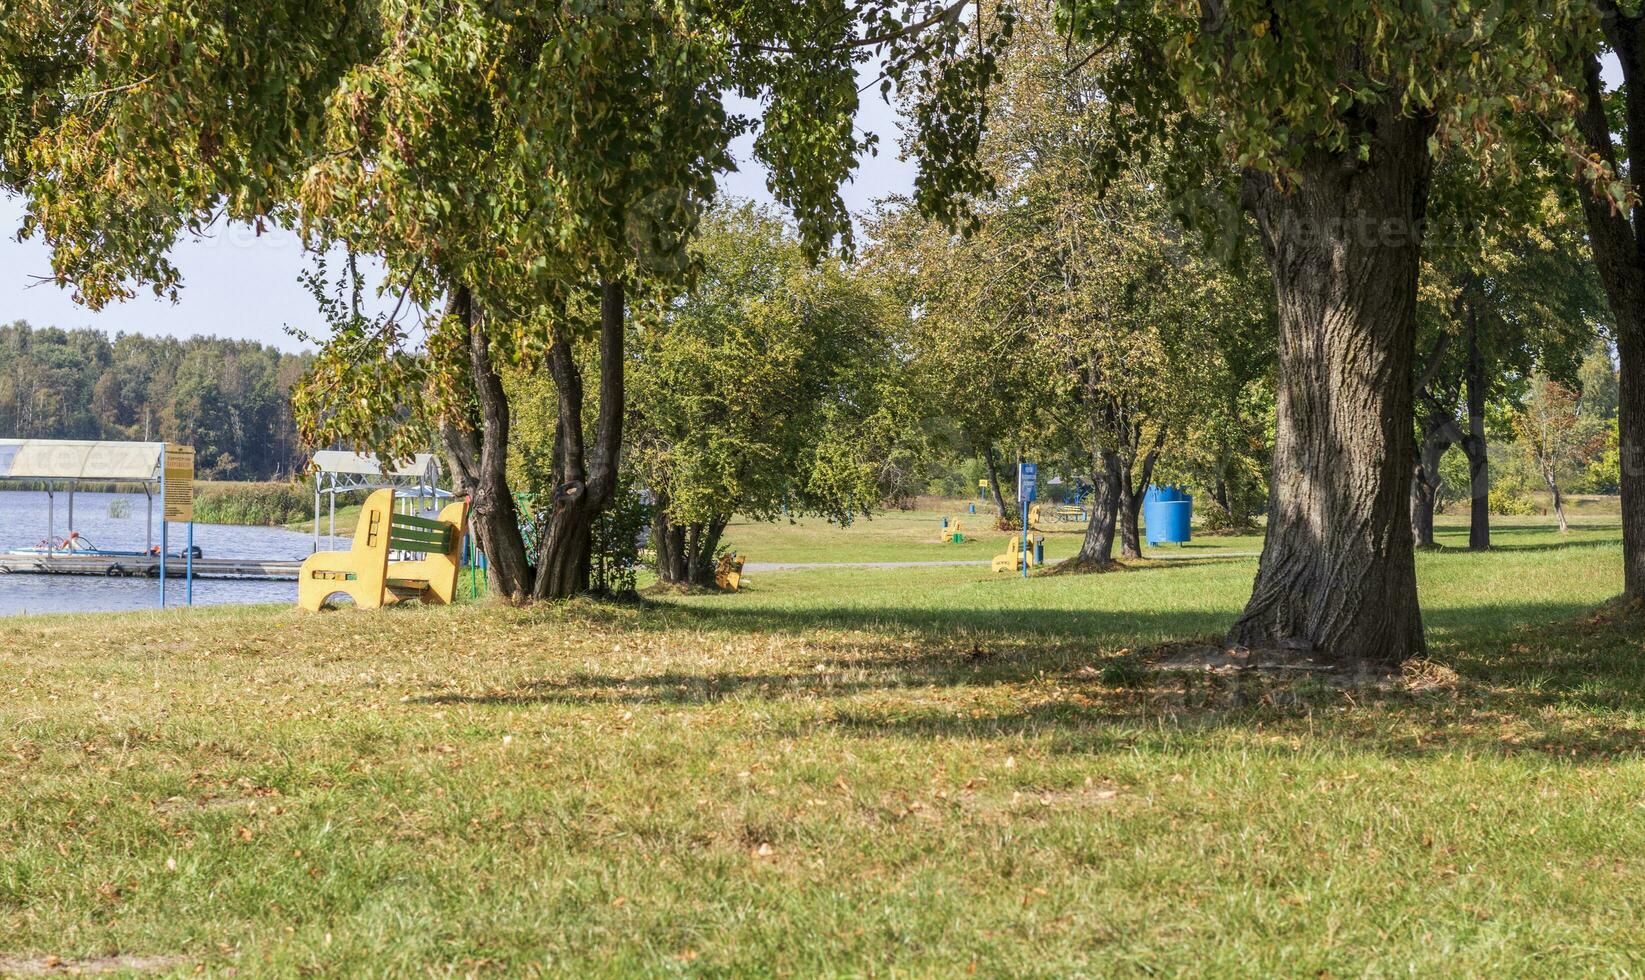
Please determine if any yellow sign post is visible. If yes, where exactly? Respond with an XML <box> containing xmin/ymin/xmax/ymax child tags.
<box><xmin>160</xmin><ymin>444</ymin><xmax>196</xmax><ymax>605</ymax></box>
<box><xmin>163</xmin><ymin>444</ymin><xmax>194</xmax><ymax>521</ymax></box>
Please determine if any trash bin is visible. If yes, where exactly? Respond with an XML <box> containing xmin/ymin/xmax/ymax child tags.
<box><xmin>1143</xmin><ymin>485</ymin><xmax>1192</xmax><ymax>546</ymax></box>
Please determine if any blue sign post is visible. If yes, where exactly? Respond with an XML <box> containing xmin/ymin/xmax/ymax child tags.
<box><xmin>1018</xmin><ymin>462</ymin><xmax>1038</xmax><ymax>579</ymax></box>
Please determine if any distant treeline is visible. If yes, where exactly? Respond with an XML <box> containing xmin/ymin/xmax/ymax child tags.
<box><xmin>0</xmin><ymin>321</ymin><xmax>312</xmax><ymax>480</ymax></box>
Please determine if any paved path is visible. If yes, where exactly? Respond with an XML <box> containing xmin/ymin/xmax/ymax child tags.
<box><xmin>745</xmin><ymin>552</ymin><xmax>1259</xmax><ymax>573</ymax></box>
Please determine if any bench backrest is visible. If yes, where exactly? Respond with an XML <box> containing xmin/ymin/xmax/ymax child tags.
<box><xmin>390</xmin><ymin>512</ymin><xmax>454</xmax><ymax>554</ymax></box>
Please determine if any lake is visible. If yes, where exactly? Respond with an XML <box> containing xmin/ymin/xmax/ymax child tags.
<box><xmin>0</xmin><ymin>489</ymin><xmax>322</xmax><ymax>616</ymax></box>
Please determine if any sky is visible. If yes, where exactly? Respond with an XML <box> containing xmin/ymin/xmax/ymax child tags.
<box><xmin>0</xmin><ymin>82</ymin><xmax>916</xmax><ymax>354</ymax></box>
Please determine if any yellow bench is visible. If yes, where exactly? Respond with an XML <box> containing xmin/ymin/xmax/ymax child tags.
<box><xmin>298</xmin><ymin>488</ymin><xmax>469</xmax><ymax>611</ymax></box>
<box><xmin>991</xmin><ymin>534</ymin><xmax>1043</xmax><ymax>573</ymax></box>
<box><xmin>937</xmin><ymin>517</ymin><xmax>966</xmax><ymax>543</ymax></box>
<box><xmin>716</xmin><ymin>552</ymin><xmax>746</xmax><ymax>591</ymax></box>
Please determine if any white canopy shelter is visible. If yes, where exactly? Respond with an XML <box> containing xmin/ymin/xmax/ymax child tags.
<box><xmin>310</xmin><ymin>451</ymin><xmax>450</xmax><ymax>551</ymax></box>
<box><xmin>0</xmin><ymin>439</ymin><xmax>167</xmax><ymax>551</ymax></box>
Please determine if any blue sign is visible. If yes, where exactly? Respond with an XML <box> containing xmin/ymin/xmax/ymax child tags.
<box><xmin>1019</xmin><ymin>462</ymin><xmax>1038</xmax><ymax>503</ymax></box>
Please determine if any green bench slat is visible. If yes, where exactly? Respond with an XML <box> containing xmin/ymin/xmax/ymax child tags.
<box><xmin>389</xmin><ymin>528</ymin><xmax>452</xmax><ymax>552</ymax></box>
<box><xmin>392</xmin><ymin>513</ymin><xmax>449</xmax><ymax>532</ymax></box>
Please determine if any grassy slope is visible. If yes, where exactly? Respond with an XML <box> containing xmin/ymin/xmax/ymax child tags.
<box><xmin>3</xmin><ymin>517</ymin><xmax>1643</xmax><ymax>975</ymax></box>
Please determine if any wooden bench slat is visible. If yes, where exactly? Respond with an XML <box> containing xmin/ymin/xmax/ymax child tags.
<box><xmin>391</xmin><ymin>513</ymin><xmax>449</xmax><ymax>532</ymax></box>
<box><xmin>389</xmin><ymin>528</ymin><xmax>451</xmax><ymax>552</ymax></box>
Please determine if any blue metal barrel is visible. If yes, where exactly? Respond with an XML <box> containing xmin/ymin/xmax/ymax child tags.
<box><xmin>1143</xmin><ymin>485</ymin><xmax>1192</xmax><ymax>546</ymax></box>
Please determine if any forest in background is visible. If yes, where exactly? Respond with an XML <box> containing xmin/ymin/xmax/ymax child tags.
<box><xmin>0</xmin><ymin>320</ymin><xmax>311</xmax><ymax>480</ymax></box>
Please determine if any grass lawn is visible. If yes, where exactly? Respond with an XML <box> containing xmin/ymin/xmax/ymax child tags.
<box><xmin>721</xmin><ymin>502</ymin><xmax>1265</xmax><ymax>565</ymax></box>
<box><xmin>2</xmin><ymin>516</ymin><xmax>1642</xmax><ymax>975</ymax></box>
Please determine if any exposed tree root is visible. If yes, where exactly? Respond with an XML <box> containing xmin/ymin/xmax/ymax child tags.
<box><xmin>1042</xmin><ymin>557</ymin><xmax>1123</xmax><ymax>576</ymax></box>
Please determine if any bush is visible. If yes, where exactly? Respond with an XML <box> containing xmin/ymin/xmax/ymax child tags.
<box><xmin>1200</xmin><ymin>505</ymin><xmax>1257</xmax><ymax>534</ymax></box>
<box><xmin>193</xmin><ymin>481</ymin><xmax>314</xmax><ymax>526</ymax></box>
<box><xmin>589</xmin><ymin>477</ymin><xmax>652</xmax><ymax>598</ymax></box>
<box><xmin>1487</xmin><ymin>473</ymin><xmax>1539</xmax><ymax>517</ymax></box>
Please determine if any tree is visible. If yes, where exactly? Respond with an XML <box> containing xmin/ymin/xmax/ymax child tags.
<box><xmin>1578</xmin><ymin>337</ymin><xmax>1621</xmax><ymax>421</ymax></box>
<box><xmin>628</xmin><ymin>202</ymin><xmax>910</xmax><ymax>587</ymax></box>
<box><xmin>1570</xmin><ymin>4</ymin><xmax>1645</xmax><ymax>601</ymax></box>
<box><xmin>1514</xmin><ymin>375</ymin><xmax>1608</xmax><ymax>532</ymax></box>
<box><xmin>9</xmin><ymin>0</ymin><xmax>1012</xmax><ymax>602</ymax></box>
<box><xmin>1410</xmin><ymin>170</ymin><xmax>1606</xmax><ymax>550</ymax></box>
<box><xmin>1055</xmin><ymin>0</ymin><xmax>1594</xmax><ymax>663</ymax></box>
<box><xmin>874</xmin><ymin>4</ymin><xmax>1272</xmax><ymax>570</ymax></box>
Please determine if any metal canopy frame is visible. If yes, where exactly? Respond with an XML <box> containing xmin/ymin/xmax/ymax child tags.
<box><xmin>310</xmin><ymin>451</ymin><xmax>450</xmax><ymax>551</ymax></box>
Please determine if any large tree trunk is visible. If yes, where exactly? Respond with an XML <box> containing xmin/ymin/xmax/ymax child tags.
<box><xmin>983</xmin><ymin>443</ymin><xmax>1010</xmax><ymax>518</ymax></box>
<box><xmin>1619</xmin><ymin>307</ymin><xmax>1645</xmax><ymax>588</ymax></box>
<box><xmin>445</xmin><ymin>287</ymin><xmax>532</xmax><ymax>601</ymax></box>
<box><xmin>1461</xmin><ymin>309</ymin><xmax>1491</xmax><ymax>551</ymax></box>
<box><xmin>1574</xmin><ymin>39</ymin><xmax>1645</xmax><ymax>599</ymax></box>
<box><xmin>1067</xmin><ymin>453</ymin><xmax>1121</xmax><ymax>568</ymax></box>
<box><xmin>1228</xmin><ymin>112</ymin><xmax>1433</xmax><ymax>665</ymax></box>
<box><xmin>533</xmin><ymin>279</ymin><xmax>627</xmax><ymax>599</ymax></box>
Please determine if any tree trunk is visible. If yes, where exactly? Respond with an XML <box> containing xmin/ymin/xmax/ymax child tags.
<box><xmin>1619</xmin><ymin>308</ymin><xmax>1645</xmax><ymax>586</ymax></box>
<box><xmin>1068</xmin><ymin>453</ymin><xmax>1121</xmax><ymax>568</ymax></box>
<box><xmin>447</xmin><ymin>287</ymin><xmax>531</xmax><ymax>601</ymax></box>
<box><xmin>533</xmin><ymin>279</ymin><xmax>627</xmax><ymax>600</ymax></box>
<box><xmin>1410</xmin><ymin>470</ymin><xmax>1437</xmax><ymax>549</ymax></box>
<box><xmin>1574</xmin><ymin>40</ymin><xmax>1645</xmax><ymax>598</ymax></box>
<box><xmin>651</xmin><ymin>492</ymin><xmax>687</xmax><ymax>583</ymax></box>
<box><xmin>652</xmin><ymin>511</ymin><xmax>729</xmax><ymax>587</ymax></box>
<box><xmin>1117</xmin><ymin>429</ymin><xmax>1166</xmax><ymax>559</ymax></box>
<box><xmin>1228</xmin><ymin>112</ymin><xmax>1433</xmax><ymax>664</ymax></box>
<box><xmin>1461</xmin><ymin>309</ymin><xmax>1491</xmax><ymax>550</ymax></box>
<box><xmin>1212</xmin><ymin>477</ymin><xmax>1232</xmax><ymax>520</ymax></box>
<box><xmin>983</xmin><ymin>444</ymin><xmax>1010</xmax><ymax>518</ymax></box>
<box><xmin>1410</xmin><ymin>423</ymin><xmax>1450</xmax><ymax>549</ymax></box>
<box><xmin>692</xmin><ymin>517</ymin><xmax>729</xmax><ymax>587</ymax></box>
<box><xmin>1411</xmin><ymin>353</ymin><xmax>1461</xmax><ymax>551</ymax></box>
<box><xmin>1545</xmin><ymin>469</ymin><xmax>1570</xmax><ymax>533</ymax></box>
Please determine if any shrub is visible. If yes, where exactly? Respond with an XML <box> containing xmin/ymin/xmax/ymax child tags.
<box><xmin>1487</xmin><ymin>473</ymin><xmax>1539</xmax><ymax>517</ymax></box>
<box><xmin>1200</xmin><ymin>505</ymin><xmax>1258</xmax><ymax>534</ymax></box>
<box><xmin>193</xmin><ymin>481</ymin><xmax>314</xmax><ymax>526</ymax></box>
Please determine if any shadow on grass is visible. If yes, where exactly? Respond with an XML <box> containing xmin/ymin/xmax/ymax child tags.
<box><xmin>417</xmin><ymin>594</ymin><xmax>1645</xmax><ymax>763</ymax></box>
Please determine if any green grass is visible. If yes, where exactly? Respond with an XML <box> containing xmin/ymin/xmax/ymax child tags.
<box><xmin>2</xmin><ymin>516</ymin><xmax>1642</xmax><ymax>975</ymax></box>
<box><xmin>286</xmin><ymin>501</ymin><xmax>364</xmax><ymax>536</ymax></box>
<box><xmin>721</xmin><ymin>503</ymin><xmax>1265</xmax><ymax>564</ymax></box>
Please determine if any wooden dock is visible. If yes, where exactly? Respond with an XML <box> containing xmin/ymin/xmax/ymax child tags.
<box><xmin>0</xmin><ymin>553</ymin><xmax>301</xmax><ymax>581</ymax></box>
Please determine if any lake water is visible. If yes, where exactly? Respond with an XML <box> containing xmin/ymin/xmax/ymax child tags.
<box><xmin>0</xmin><ymin>490</ymin><xmax>321</xmax><ymax>617</ymax></box>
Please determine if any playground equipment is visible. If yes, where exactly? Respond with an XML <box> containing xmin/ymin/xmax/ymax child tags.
<box><xmin>1028</xmin><ymin>503</ymin><xmax>1087</xmax><ymax>528</ymax></box>
<box><xmin>992</xmin><ymin>534</ymin><xmax>1043</xmax><ymax>573</ymax></box>
<box><xmin>1143</xmin><ymin>486</ymin><xmax>1193</xmax><ymax>546</ymax></box>
<box><xmin>298</xmin><ymin>489</ymin><xmax>468</xmax><ymax>611</ymax></box>
<box><xmin>937</xmin><ymin>516</ymin><xmax>966</xmax><ymax>543</ymax></box>
<box><xmin>715</xmin><ymin>552</ymin><xmax>746</xmax><ymax>591</ymax></box>
<box><xmin>310</xmin><ymin>450</ymin><xmax>450</xmax><ymax>553</ymax></box>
